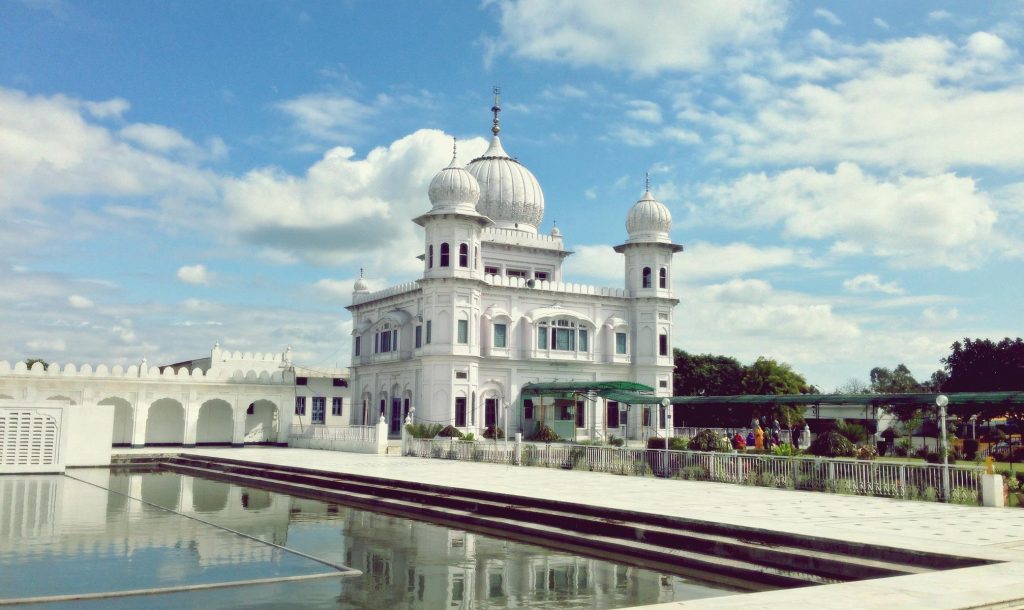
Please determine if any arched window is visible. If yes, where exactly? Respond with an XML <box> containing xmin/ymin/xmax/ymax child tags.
<box><xmin>440</xmin><ymin>242</ymin><xmax>450</xmax><ymax>267</ymax></box>
<box><xmin>458</xmin><ymin>243</ymin><xmax>469</xmax><ymax>267</ymax></box>
<box><xmin>659</xmin><ymin>267</ymin><xmax>667</xmax><ymax>288</ymax></box>
<box><xmin>428</xmin><ymin>245</ymin><xmax>434</xmax><ymax>268</ymax></box>
<box><xmin>642</xmin><ymin>267</ymin><xmax>652</xmax><ymax>288</ymax></box>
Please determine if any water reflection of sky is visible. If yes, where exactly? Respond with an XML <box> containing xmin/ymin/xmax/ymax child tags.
<box><xmin>1</xmin><ymin>469</ymin><xmax>739</xmax><ymax>609</ymax></box>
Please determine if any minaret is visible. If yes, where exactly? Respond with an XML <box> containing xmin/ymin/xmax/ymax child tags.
<box><xmin>614</xmin><ymin>180</ymin><xmax>683</xmax><ymax>379</ymax></box>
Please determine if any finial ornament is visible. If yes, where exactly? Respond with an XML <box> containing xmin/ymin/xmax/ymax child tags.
<box><xmin>491</xmin><ymin>86</ymin><xmax>501</xmax><ymax>136</ymax></box>
<box><xmin>645</xmin><ymin>172</ymin><xmax>650</xmax><ymax>193</ymax></box>
<box><xmin>452</xmin><ymin>136</ymin><xmax>458</xmax><ymax>161</ymax></box>
<box><xmin>359</xmin><ymin>267</ymin><xmax>364</xmax><ymax>278</ymax></box>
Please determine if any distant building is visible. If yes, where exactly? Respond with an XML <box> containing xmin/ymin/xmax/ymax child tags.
<box><xmin>348</xmin><ymin>94</ymin><xmax>682</xmax><ymax>440</ymax></box>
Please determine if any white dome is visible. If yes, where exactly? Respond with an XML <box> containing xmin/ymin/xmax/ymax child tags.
<box><xmin>626</xmin><ymin>190</ymin><xmax>672</xmax><ymax>242</ymax></box>
<box><xmin>428</xmin><ymin>155</ymin><xmax>481</xmax><ymax>214</ymax></box>
<box><xmin>353</xmin><ymin>276</ymin><xmax>369</xmax><ymax>292</ymax></box>
<box><xmin>466</xmin><ymin>136</ymin><xmax>544</xmax><ymax>233</ymax></box>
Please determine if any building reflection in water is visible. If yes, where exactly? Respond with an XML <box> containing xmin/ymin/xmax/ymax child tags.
<box><xmin>1</xmin><ymin>471</ymin><xmax>734</xmax><ymax>607</ymax></box>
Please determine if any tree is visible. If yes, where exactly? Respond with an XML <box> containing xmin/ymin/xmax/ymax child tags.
<box><xmin>869</xmin><ymin>364</ymin><xmax>921</xmax><ymax>393</ymax></box>
<box><xmin>24</xmin><ymin>358</ymin><xmax>49</xmax><ymax>370</ymax></box>
<box><xmin>741</xmin><ymin>357</ymin><xmax>810</xmax><ymax>427</ymax></box>
<box><xmin>871</xmin><ymin>363</ymin><xmax>924</xmax><ymax>422</ymax></box>
<box><xmin>672</xmin><ymin>350</ymin><xmax>745</xmax><ymax>396</ymax></box>
<box><xmin>834</xmin><ymin>378</ymin><xmax>870</xmax><ymax>394</ymax></box>
<box><xmin>672</xmin><ymin>350</ymin><xmax>745</xmax><ymax>427</ymax></box>
<box><xmin>941</xmin><ymin>337</ymin><xmax>1024</xmax><ymax>423</ymax></box>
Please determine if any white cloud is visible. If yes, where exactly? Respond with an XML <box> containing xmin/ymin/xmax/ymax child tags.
<box><xmin>26</xmin><ymin>338</ymin><xmax>67</xmax><ymax>353</ymax></box>
<box><xmin>561</xmin><ymin>245</ymin><xmax>624</xmax><ymax>282</ymax></box>
<box><xmin>276</xmin><ymin>93</ymin><xmax>379</xmax><ymax>141</ymax></box>
<box><xmin>699</xmin><ymin>163</ymin><xmax>998</xmax><ymax>269</ymax></box>
<box><xmin>222</xmin><ymin>129</ymin><xmax>488</xmax><ymax>271</ymax></box>
<box><xmin>873</xmin><ymin>17</ymin><xmax>889</xmax><ymax>30</ymax></box>
<box><xmin>624</xmin><ymin>100</ymin><xmax>662</xmax><ymax>124</ymax></box>
<box><xmin>922</xmin><ymin>306</ymin><xmax>959</xmax><ymax>324</ymax></box>
<box><xmin>177</xmin><ymin>264</ymin><xmax>213</xmax><ymax>285</ymax></box>
<box><xmin>681</xmin><ymin>241</ymin><xmax>803</xmax><ymax>279</ymax></box>
<box><xmin>705</xmin><ymin>32</ymin><xmax>1024</xmax><ymax>172</ymax></box>
<box><xmin>68</xmin><ymin>294</ymin><xmax>94</xmax><ymax>308</ymax></box>
<box><xmin>489</xmin><ymin>0</ymin><xmax>786</xmax><ymax>75</ymax></box>
<box><xmin>927</xmin><ymin>10</ymin><xmax>954</xmax><ymax>22</ymax></box>
<box><xmin>81</xmin><ymin>97</ymin><xmax>130</xmax><ymax>119</ymax></box>
<box><xmin>813</xmin><ymin>8</ymin><xmax>842</xmax><ymax>26</ymax></box>
<box><xmin>842</xmin><ymin>274</ymin><xmax>904</xmax><ymax>295</ymax></box>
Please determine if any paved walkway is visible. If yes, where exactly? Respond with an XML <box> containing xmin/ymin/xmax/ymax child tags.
<box><xmin>116</xmin><ymin>447</ymin><xmax>1024</xmax><ymax>609</ymax></box>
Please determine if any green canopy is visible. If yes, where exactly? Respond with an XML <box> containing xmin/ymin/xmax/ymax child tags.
<box><xmin>601</xmin><ymin>391</ymin><xmax>1024</xmax><ymax>407</ymax></box>
<box><xmin>521</xmin><ymin>381</ymin><xmax>655</xmax><ymax>396</ymax></box>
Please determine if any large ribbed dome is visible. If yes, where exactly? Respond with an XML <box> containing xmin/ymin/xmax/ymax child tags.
<box><xmin>626</xmin><ymin>190</ymin><xmax>672</xmax><ymax>242</ymax></box>
<box><xmin>466</xmin><ymin>136</ymin><xmax>544</xmax><ymax>233</ymax></box>
<box><xmin>428</xmin><ymin>155</ymin><xmax>480</xmax><ymax>214</ymax></box>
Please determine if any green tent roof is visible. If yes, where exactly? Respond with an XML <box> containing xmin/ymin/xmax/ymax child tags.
<box><xmin>600</xmin><ymin>391</ymin><xmax>1024</xmax><ymax>407</ymax></box>
<box><xmin>521</xmin><ymin>381</ymin><xmax>655</xmax><ymax>396</ymax></box>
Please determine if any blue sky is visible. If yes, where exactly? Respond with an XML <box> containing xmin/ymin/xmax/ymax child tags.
<box><xmin>1</xmin><ymin>0</ymin><xmax>1021</xmax><ymax>390</ymax></box>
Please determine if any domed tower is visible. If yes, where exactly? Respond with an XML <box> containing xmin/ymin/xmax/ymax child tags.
<box><xmin>614</xmin><ymin>181</ymin><xmax>683</xmax><ymax>376</ymax></box>
<box><xmin>413</xmin><ymin>140</ymin><xmax>492</xmax><ymax>281</ymax></box>
<box><xmin>466</xmin><ymin>89</ymin><xmax>545</xmax><ymax>234</ymax></box>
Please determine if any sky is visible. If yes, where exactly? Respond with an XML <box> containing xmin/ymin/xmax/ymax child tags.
<box><xmin>1</xmin><ymin>0</ymin><xmax>1022</xmax><ymax>391</ymax></box>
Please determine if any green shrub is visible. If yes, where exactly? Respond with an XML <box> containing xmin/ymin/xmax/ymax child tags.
<box><xmin>809</xmin><ymin>430</ymin><xmax>856</xmax><ymax>458</ymax></box>
<box><xmin>459</xmin><ymin>432</ymin><xmax>475</xmax><ymax>441</ymax></box>
<box><xmin>437</xmin><ymin>425</ymin><xmax>462</xmax><ymax>438</ymax></box>
<box><xmin>688</xmin><ymin>429</ymin><xmax>722</xmax><ymax>452</ymax></box>
<box><xmin>771</xmin><ymin>443</ymin><xmax>799</xmax><ymax>457</ymax></box>
<box><xmin>855</xmin><ymin>444</ymin><xmax>877</xmax><ymax>461</ymax></box>
<box><xmin>482</xmin><ymin>425</ymin><xmax>504</xmax><ymax>439</ymax></box>
<box><xmin>833</xmin><ymin>419</ymin><xmax>869</xmax><ymax>445</ymax></box>
<box><xmin>530</xmin><ymin>425</ymin><xmax>559</xmax><ymax>442</ymax></box>
<box><xmin>608</xmin><ymin>435</ymin><xmax>625</xmax><ymax>447</ymax></box>
<box><xmin>669</xmin><ymin>437</ymin><xmax>689</xmax><ymax>451</ymax></box>
<box><xmin>405</xmin><ymin>423</ymin><xmax>443</xmax><ymax>439</ymax></box>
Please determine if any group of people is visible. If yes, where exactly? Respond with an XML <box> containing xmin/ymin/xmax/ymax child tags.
<box><xmin>728</xmin><ymin>416</ymin><xmax>812</xmax><ymax>451</ymax></box>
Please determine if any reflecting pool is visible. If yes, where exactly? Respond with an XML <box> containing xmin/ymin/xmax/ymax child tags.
<box><xmin>0</xmin><ymin>469</ymin><xmax>741</xmax><ymax>608</ymax></box>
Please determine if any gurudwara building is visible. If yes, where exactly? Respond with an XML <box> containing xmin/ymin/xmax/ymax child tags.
<box><xmin>347</xmin><ymin>96</ymin><xmax>682</xmax><ymax>441</ymax></box>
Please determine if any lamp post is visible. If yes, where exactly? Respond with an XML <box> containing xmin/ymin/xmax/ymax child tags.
<box><xmin>936</xmin><ymin>394</ymin><xmax>950</xmax><ymax>502</ymax></box>
<box><xmin>661</xmin><ymin>397</ymin><xmax>671</xmax><ymax>477</ymax></box>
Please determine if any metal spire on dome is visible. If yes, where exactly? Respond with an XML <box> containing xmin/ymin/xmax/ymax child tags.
<box><xmin>645</xmin><ymin>172</ymin><xmax>651</xmax><ymax>193</ymax></box>
<box><xmin>491</xmin><ymin>86</ymin><xmax>501</xmax><ymax>135</ymax></box>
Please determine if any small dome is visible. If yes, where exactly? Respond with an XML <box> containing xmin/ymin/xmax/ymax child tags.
<box><xmin>550</xmin><ymin>225</ymin><xmax>562</xmax><ymax>237</ymax></box>
<box><xmin>467</xmin><ymin>136</ymin><xmax>545</xmax><ymax>233</ymax></box>
<box><xmin>626</xmin><ymin>190</ymin><xmax>672</xmax><ymax>242</ymax></box>
<box><xmin>428</xmin><ymin>155</ymin><xmax>481</xmax><ymax>214</ymax></box>
<box><xmin>353</xmin><ymin>275</ymin><xmax>369</xmax><ymax>292</ymax></box>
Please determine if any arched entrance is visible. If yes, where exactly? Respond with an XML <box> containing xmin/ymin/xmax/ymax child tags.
<box><xmin>245</xmin><ymin>399</ymin><xmax>278</xmax><ymax>444</ymax></box>
<box><xmin>196</xmin><ymin>399</ymin><xmax>233</xmax><ymax>445</ymax></box>
<box><xmin>100</xmin><ymin>396</ymin><xmax>134</xmax><ymax>446</ymax></box>
<box><xmin>145</xmin><ymin>398</ymin><xmax>185</xmax><ymax>445</ymax></box>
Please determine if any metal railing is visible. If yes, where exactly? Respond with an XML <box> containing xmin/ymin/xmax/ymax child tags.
<box><xmin>673</xmin><ymin>427</ymin><xmax>795</xmax><ymax>446</ymax></box>
<box><xmin>404</xmin><ymin>438</ymin><xmax>983</xmax><ymax>505</ymax></box>
<box><xmin>289</xmin><ymin>424</ymin><xmax>378</xmax><ymax>442</ymax></box>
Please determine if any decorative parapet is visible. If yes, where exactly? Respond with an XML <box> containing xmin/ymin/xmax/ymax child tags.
<box><xmin>351</xmin><ymin>281</ymin><xmax>421</xmax><ymax>306</ymax></box>
<box><xmin>483</xmin><ymin>274</ymin><xmax>630</xmax><ymax>298</ymax></box>
<box><xmin>483</xmin><ymin>227</ymin><xmax>565</xmax><ymax>250</ymax></box>
<box><xmin>0</xmin><ymin>360</ymin><xmax>289</xmax><ymax>385</ymax></box>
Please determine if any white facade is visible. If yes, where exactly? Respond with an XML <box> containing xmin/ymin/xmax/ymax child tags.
<box><xmin>348</xmin><ymin>99</ymin><xmax>682</xmax><ymax>441</ymax></box>
<box><xmin>0</xmin><ymin>344</ymin><xmax>351</xmax><ymax>451</ymax></box>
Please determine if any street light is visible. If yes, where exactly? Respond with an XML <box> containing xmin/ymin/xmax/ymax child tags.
<box><xmin>936</xmin><ymin>394</ymin><xmax>950</xmax><ymax>502</ymax></box>
<box><xmin>661</xmin><ymin>397</ymin><xmax>672</xmax><ymax>477</ymax></box>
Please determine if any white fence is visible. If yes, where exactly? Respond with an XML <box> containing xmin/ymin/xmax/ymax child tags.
<box><xmin>404</xmin><ymin>438</ymin><xmax>984</xmax><ymax>505</ymax></box>
<box><xmin>288</xmin><ymin>420</ymin><xmax>388</xmax><ymax>454</ymax></box>
<box><xmin>673</xmin><ymin>427</ymin><xmax>796</xmax><ymax>446</ymax></box>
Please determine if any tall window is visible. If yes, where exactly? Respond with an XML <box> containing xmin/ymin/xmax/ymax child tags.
<box><xmin>642</xmin><ymin>266</ymin><xmax>652</xmax><ymax>288</ymax></box>
<box><xmin>354</xmin><ymin>336</ymin><xmax>361</xmax><ymax>356</ymax></box>
<box><xmin>428</xmin><ymin>245</ymin><xmax>433</xmax><ymax>268</ymax></box>
<box><xmin>615</xmin><ymin>332</ymin><xmax>627</xmax><ymax>354</ymax></box>
<box><xmin>455</xmin><ymin>397</ymin><xmax>467</xmax><ymax>427</ymax></box>
<box><xmin>523</xmin><ymin>399</ymin><xmax>534</xmax><ymax>420</ymax></box>
<box><xmin>312</xmin><ymin>397</ymin><xmax>326</xmax><ymax>424</ymax></box>
<box><xmin>659</xmin><ymin>267</ymin><xmax>667</xmax><ymax>288</ymax></box>
<box><xmin>440</xmin><ymin>242</ymin><xmax>450</xmax><ymax>267</ymax></box>
<box><xmin>332</xmin><ymin>397</ymin><xmax>344</xmax><ymax>416</ymax></box>
<box><xmin>493</xmin><ymin>323</ymin><xmax>507</xmax><ymax>348</ymax></box>
<box><xmin>485</xmin><ymin>398</ymin><xmax>498</xmax><ymax>428</ymax></box>
<box><xmin>457</xmin><ymin>319</ymin><xmax>468</xmax><ymax>344</ymax></box>
<box><xmin>536</xmin><ymin>319</ymin><xmax>589</xmax><ymax>354</ymax></box>
<box><xmin>537</xmin><ymin>325</ymin><xmax>548</xmax><ymax>349</ymax></box>
<box><xmin>425</xmin><ymin>321</ymin><xmax>432</xmax><ymax>343</ymax></box>
<box><xmin>375</xmin><ymin>323</ymin><xmax>397</xmax><ymax>353</ymax></box>
<box><xmin>458</xmin><ymin>243</ymin><xmax>468</xmax><ymax>267</ymax></box>
<box><xmin>551</xmin><ymin>320</ymin><xmax>576</xmax><ymax>351</ymax></box>
<box><xmin>294</xmin><ymin>396</ymin><xmax>306</xmax><ymax>416</ymax></box>
<box><xmin>607</xmin><ymin>401</ymin><xmax>620</xmax><ymax>428</ymax></box>
<box><xmin>578</xmin><ymin>328</ymin><xmax>588</xmax><ymax>352</ymax></box>
<box><xmin>415</xmin><ymin>325</ymin><xmax>422</xmax><ymax>348</ymax></box>
<box><xmin>575</xmin><ymin>400</ymin><xmax>585</xmax><ymax>428</ymax></box>
<box><xmin>659</xmin><ymin>333</ymin><xmax>668</xmax><ymax>356</ymax></box>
